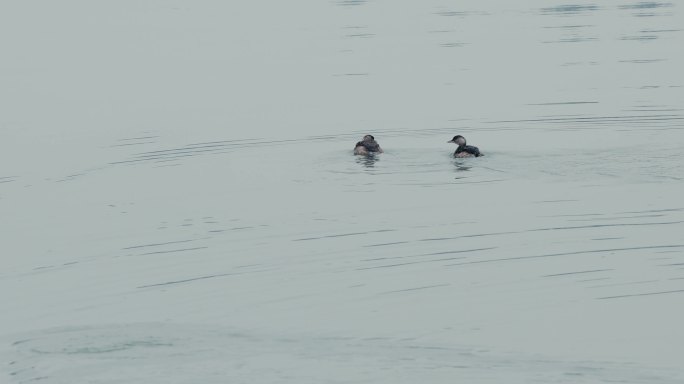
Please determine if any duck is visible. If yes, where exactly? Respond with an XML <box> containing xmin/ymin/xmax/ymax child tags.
<box><xmin>448</xmin><ymin>135</ymin><xmax>483</xmax><ymax>158</ymax></box>
<box><xmin>354</xmin><ymin>134</ymin><xmax>384</xmax><ymax>155</ymax></box>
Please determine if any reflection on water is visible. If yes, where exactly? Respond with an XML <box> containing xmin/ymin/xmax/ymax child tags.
<box><xmin>619</xmin><ymin>1</ymin><xmax>674</xmax><ymax>17</ymax></box>
<box><xmin>620</xmin><ymin>34</ymin><xmax>659</xmax><ymax>41</ymax></box>
<box><xmin>452</xmin><ymin>160</ymin><xmax>471</xmax><ymax>172</ymax></box>
<box><xmin>355</xmin><ymin>153</ymin><xmax>380</xmax><ymax>168</ymax></box>
<box><xmin>336</xmin><ymin>0</ymin><xmax>368</xmax><ymax>6</ymax></box>
<box><xmin>540</xmin><ymin>4</ymin><xmax>600</xmax><ymax>15</ymax></box>
<box><xmin>619</xmin><ymin>2</ymin><xmax>673</xmax><ymax>10</ymax></box>
<box><xmin>540</xmin><ymin>7</ymin><xmax>599</xmax><ymax>43</ymax></box>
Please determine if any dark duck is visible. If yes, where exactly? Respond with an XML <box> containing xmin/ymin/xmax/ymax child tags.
<box><xmin>354</xmin><ymin>135</ymin><xmax>384</xmax><ymax>155</ymax></box>
<box><xmin>448</xmin><ymin>135</ymin><xmax>483</xmax><ymax>158</ymax></box>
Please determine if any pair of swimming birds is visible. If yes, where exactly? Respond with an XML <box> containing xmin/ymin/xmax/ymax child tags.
<box><xmin>354</xmin><ymin>135</ymin><xmax>483</xmax><ymax>158</ymax></box>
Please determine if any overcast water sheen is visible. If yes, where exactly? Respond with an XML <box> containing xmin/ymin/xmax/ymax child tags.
<box><xmin>1</xmin><ymin>1</ymin><xmax>684</xmax><ymax>383</ymax></box>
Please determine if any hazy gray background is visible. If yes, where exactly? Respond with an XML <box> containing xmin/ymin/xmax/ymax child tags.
<box><xmin>1</xmin><ymin>1</ymin><xmax>683</xmax><ymax>383</ymax></box>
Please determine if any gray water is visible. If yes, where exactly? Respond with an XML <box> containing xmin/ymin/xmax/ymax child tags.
<box><xmin>1</xmin><ymin>1</ymin><xmax>683</xmax><ymax>383</ymax></box>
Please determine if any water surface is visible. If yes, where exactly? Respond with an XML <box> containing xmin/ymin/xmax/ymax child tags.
<box><xmin>1</xmin><ymin>1</ymin><xmax>683</xmax><ymax>383</ymax></box>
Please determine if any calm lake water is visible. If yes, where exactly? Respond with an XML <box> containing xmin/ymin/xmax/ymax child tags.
<box><xmin>1</xmin><ymin>1</ymin><xmax>683</xmax><ymax>383</ymax></box>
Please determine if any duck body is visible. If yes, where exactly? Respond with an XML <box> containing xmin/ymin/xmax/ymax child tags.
<box><xmin>454</xmin><ymin>145</ymin><xmax>482</xmax><ymax>158</ymax></box>
<box><xmin>354</xmin><ymin>135</ymin><xmax>383</xmax><ymax>155</ymax></box>
<box><xmin>448</xmin><ymin>135</ymin><xmax>483</xmax><ymax>157</ymax></box>
<box><xmin>353</xmin><ymin>145</ymin><xmax>370</xmax><ymax>155</ymax></box>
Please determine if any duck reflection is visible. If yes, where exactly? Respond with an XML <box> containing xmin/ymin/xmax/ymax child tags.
<box><xmin>453</xmin><ymin>159</ymin><xmax>471</xmax><ymax>172</ymax></box>
<box><xmin>356</xmin><ymin>153</ymin><xmax>380</xmax><ymax>168</ymax></box>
